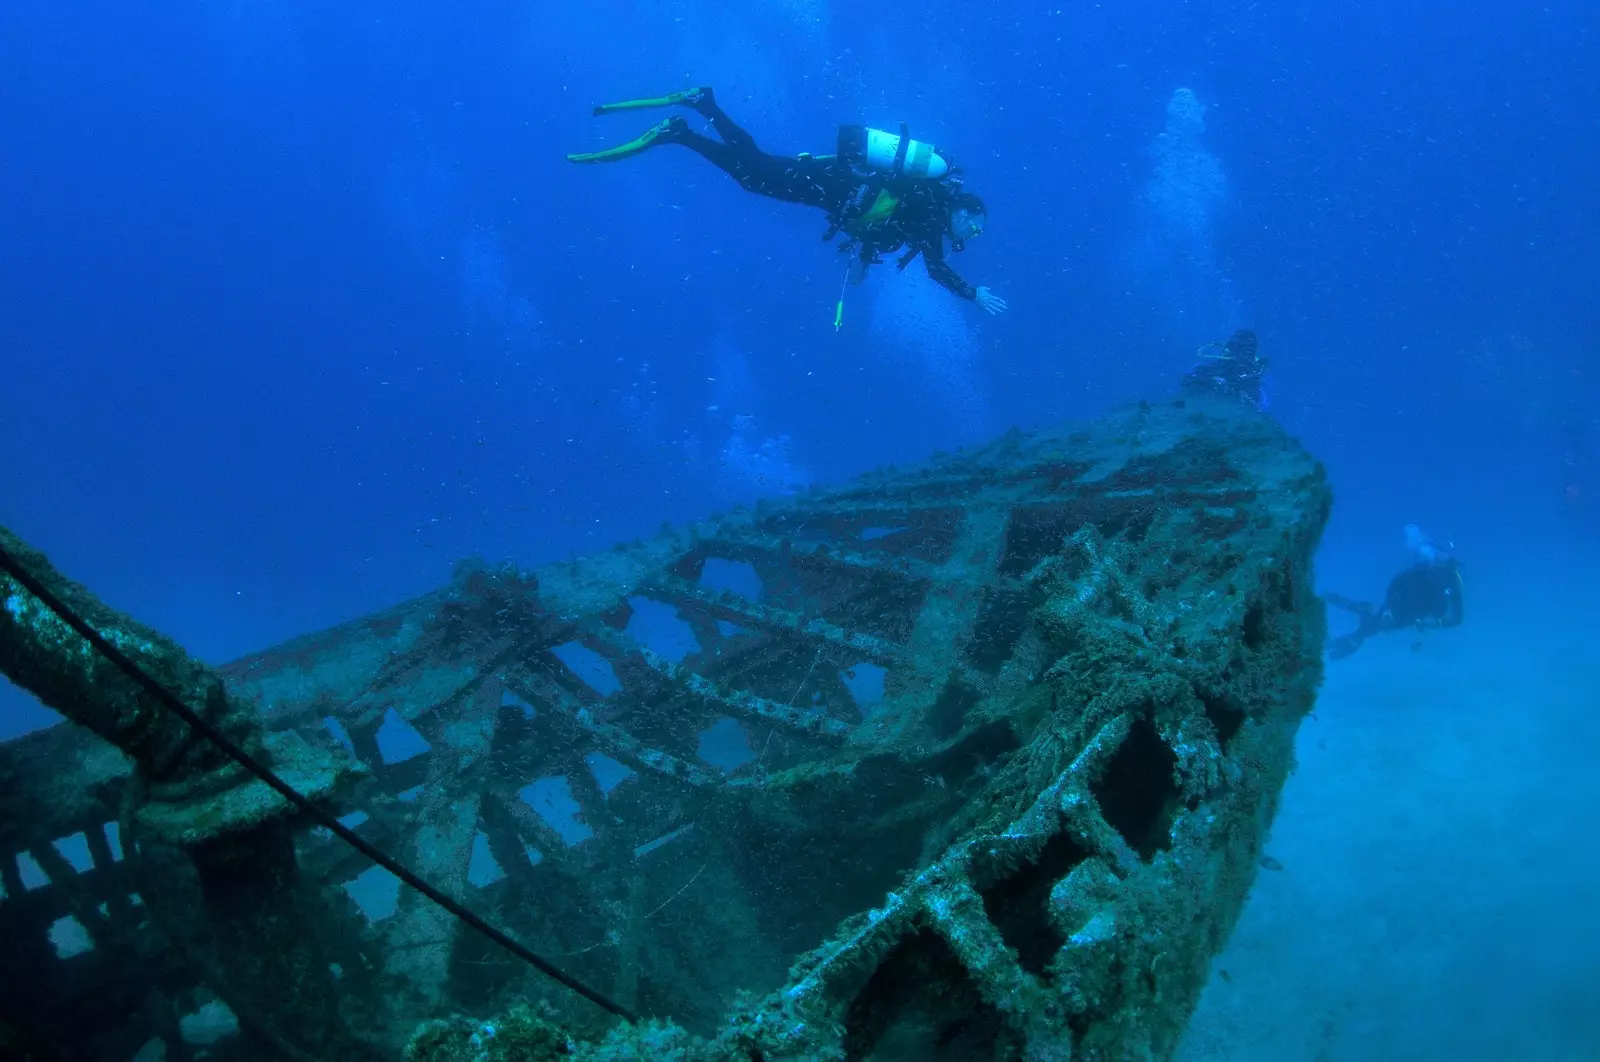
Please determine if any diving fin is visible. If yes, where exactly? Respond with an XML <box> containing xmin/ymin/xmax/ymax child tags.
<box><xmin>592</xmin><ymin>87</ymin><xmax>712</xmax><ymax>117</ymax></box>
<box><xmin>1327</xmin><ymin>634</ymin><xmax>1362</xmax><ymax>660</ymax></box>
<box><xmin>566</xmin><ymin>117</ymin><xmax>685</xmax><ymax>164</ymax></box>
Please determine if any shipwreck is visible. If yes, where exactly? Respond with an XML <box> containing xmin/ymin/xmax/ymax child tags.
<box><xmin>0</xmin><ymin>395</ymin><xmax>1329</xmax><ymax>1061</ymax></box>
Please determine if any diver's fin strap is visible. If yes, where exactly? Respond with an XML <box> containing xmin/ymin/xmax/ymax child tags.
<box><xmin>592</xmin><ymin>88</ymin><xmax>707</xmax><ymax>116</ymax></box>
<box><xmin>566</xmin><ymin>119</ymin><xmax>679</xmax><ymax>164</ymax></box>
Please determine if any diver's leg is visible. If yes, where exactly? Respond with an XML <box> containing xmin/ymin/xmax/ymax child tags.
<box><xmin>679</xmin><ymin>88</ymin><xmax>760</xmax><ymax>152</ymax></box>
<box><xmin>674</xmin><ymin>128</ymin><xmax>837</xmax><ymax>208</ymax></box>
<box><xmin>571</xmin><ymin>87</ymin><xmax>729</xmax><ymax>163</ymax></box>
<box><xmin>1325</xmin><ymin>595</ymin><xmax>1382</xmax><ymax>659</ymax></box>
<box><xmin>1327</xmin><ymin>633</ymin><xmax>1365</xmax><ymax>660</ymax></box>
<box><xmin>576</xmin><ymin>87</ymin><xmax>837</xmax><ymax>204</ymax></box>
<box><xmin>569</xmin><ymin>114</ymin><xmax>788</xmax><ymax>192</ymax></box>
<box><xmin>569</xmin><ymin>113</ymin><xmax>838</xmax><ymax>214</ymax></box>
<box><xmin>1323</xmin><ymin>594</ymin><xmax>1374</xmax><ymax>617</ymax></box>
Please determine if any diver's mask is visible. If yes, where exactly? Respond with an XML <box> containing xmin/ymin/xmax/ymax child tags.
<box><xmin>949</xmin><ymin>208</ymin><xmax>986</xmax><ymax>250</ymax></box>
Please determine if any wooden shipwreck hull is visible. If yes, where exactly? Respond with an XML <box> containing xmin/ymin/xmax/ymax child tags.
<box><xmin>0</xmin><ymin>397</ymin><xmax>1329</xmax><ymax>1061</ymax></box>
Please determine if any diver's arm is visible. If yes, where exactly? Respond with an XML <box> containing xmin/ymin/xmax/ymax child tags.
<box><xmin>922</xmin><ymin>242</ymin><xmax>1008</xmax><ymax>313</ymax></box>
<box><xmin>920</xmin><ymin>243</ymin><xmax>977</xmax><ymax>300</ymax></box>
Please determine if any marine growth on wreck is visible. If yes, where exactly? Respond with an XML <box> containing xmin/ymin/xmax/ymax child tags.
<box><xmin>0</xmin><ymin>395</ymin><xmax>1329</xmax><ymax>1061</ymax></box>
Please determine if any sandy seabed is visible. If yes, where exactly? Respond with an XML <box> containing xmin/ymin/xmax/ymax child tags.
<box><xmin>1177</xmin><ymin>572</ymin><xmax>1600</xmax><ymax>1062</ymax></box>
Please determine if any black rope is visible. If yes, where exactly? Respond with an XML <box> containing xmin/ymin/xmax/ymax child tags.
<box><xmin>0</xmin><ymin>542</ymin><xmax>637</xmax><ymax>1022</ymax></box>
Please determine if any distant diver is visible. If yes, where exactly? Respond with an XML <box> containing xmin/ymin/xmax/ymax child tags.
<box><xmin>1559</xmin><ymin>414</ymin><xmax>1593</xmax><ymax>524</ymax></box>
<box><xmin>1324</xmin><ymin>525</ymin><xmax>1464</xmax><ymax>660</ymax></box>
<box><xmin>1181</xmin><ymin>328</ymin><xmax>1269</xmax><ymax>410</ymax></box>
<box><xmin>567</xmin><ymin>87</ymin><xmax>1008</xmax><ymax>314</ymax></box>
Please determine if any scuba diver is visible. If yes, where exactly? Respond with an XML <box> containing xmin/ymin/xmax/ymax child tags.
<box><xmin>1324</xmin><ymin>525</ymin><xmax>1464</xmax><ymax>660</ymax></box>
<box><xmin>1181</xmin><ymin>329</ymin><xmax>1269</xmax><ymax>409</ymax></box>
<box><xmin>566</xmin><ymin>87</ymin><xmax>1008</xmax><ymax>314</ymax></box>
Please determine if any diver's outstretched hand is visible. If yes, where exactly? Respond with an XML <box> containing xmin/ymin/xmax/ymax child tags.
<box><xmin>975</xmin><ymin>286</ymin><xmax>1008</xmax><ymax>315</ymax></box>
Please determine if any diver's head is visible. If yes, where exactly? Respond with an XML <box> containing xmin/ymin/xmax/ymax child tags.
<box><xmin>948</xmin><ymin>192</ymin><xmax>987</xmax><ymax>249</ymax></box>
<box><xmin>1404</xmin><ymin>524</ymin><xmax>1451</xmax><ymax>565</ymax></box>
<box><xmin>1224</xmin><ymin>329</ymin><xmax>1259</xmax><ymax>363</ymax></box>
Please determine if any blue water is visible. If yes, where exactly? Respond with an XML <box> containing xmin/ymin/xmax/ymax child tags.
<box><xmin>1</xmin><ymin>1</ymin><xmax>1596</xmax><ymax>1052</ymax></box>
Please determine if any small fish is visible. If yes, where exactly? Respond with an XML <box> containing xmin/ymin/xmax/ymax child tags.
<box><xmin>1259</xmin><ymin>855</ymin><xmax>1284</xmax><ymax>871</ymax></box>
<box><xmin>1218</xmin><ymin>968</ymin><xmax>1233</xmax><ymax>983</ymax></box>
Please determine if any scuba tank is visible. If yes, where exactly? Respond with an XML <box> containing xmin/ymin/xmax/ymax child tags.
<box><xmin>837</xmin><ymin>122</ymin><xmax>951</xmax><ymax>180</ymax></box>
<box><xmin>821</xmin><ymin>120</ymin><xmax>960</xmax><ymax>244</ymax></box>
<box><xmin>822</xmin><ymin>121</ymin><xmax>964</xmax><ymax>320</ymax></box>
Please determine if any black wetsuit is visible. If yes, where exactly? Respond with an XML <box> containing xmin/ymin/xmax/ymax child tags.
<box><xmin>673</xmin><ymin>101</ymin><xmax>978</xmax><ymax>300</ymax></box>
<box><xmin>1326</xmin><ymin>559</ymin><xmax>1464</xmax><ymax>659</ymax></box>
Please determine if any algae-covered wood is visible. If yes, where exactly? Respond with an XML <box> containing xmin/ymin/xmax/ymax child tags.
<box><xmin>0</xmin><ymin>397</ymin><xmax>1328</xmax><ymax>1061</ymax></box>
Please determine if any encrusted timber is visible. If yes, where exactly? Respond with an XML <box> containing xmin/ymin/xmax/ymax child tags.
<box><xmin>691</xmin><ymin>531</ymin><xmax>945</xmax><ymax>586</ymax></box>
<box><xmin>646</xmin><ymin>572</ymin><xmax>907</xmax><ymax>669</ymax></box>
<box><xmin>500</xmin><ymin>662</ymin><xmax>718</xmax><ymax>788</ymax></box>
<box><xmin>586</xmin><ymin>624</ymin><xmax>852</xmax><ymax>741</ymax></box>
<box><xmin>762</xmin><ymin>716</ymin><xmax>1141</xmax><ymax>1056</ymax></box>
